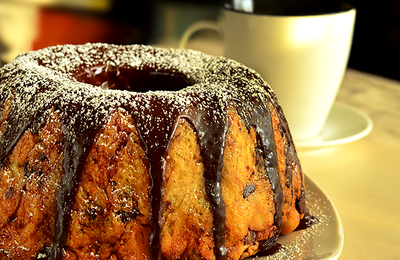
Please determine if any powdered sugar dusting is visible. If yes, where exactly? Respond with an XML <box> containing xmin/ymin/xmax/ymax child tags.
<box><xmin>1</xmin><ymin>43</ymin><xmax>277</xmax><ymax>147</ymax></box>
<box><xmin>1</xmin><ymin>43</ymin><xmax>276</xmax><ymax>120</ymax></box>
<box><xmin>0</xmin><ymin>43</ymin><xmax>303</xmax><ymax>260</ymax></box>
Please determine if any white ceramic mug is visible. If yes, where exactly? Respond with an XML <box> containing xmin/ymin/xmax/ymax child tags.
<box><xmin>180</xmin><ymin>2</ymin><xmax>356</xmax><ymax>142</ymax></box>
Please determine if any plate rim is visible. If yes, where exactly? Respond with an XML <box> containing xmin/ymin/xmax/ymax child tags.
<box><xmin>295</xmin><ymin>102</ymin><xmax>373</xmax><ymax>148</ymax></box>
<box><xmin>304</xmin><ymin>173</ymin><xmax>344</xmax><ymax>260</ymax></box>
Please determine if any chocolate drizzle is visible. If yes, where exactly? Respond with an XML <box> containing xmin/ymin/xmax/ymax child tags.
<box><xmin>236</xmin><ymin>100</ymin><xmax>283</xmax><ymax>242</ymax></box>
<box><xmin>52</xmin><ymin>99</ymin><xmax>111</xmax><ymax>258</ymax></box>
<box><xmin>132</xmin><ymin>97</ymin><xmax>179</xmax><ymax>260</ymax></box>
<box><xmin>250</xmin><ymin>103</ymin><xmax>283</xmax><ymax>234</ymax></box>
<box><xmin>186</xmin><ymin>95</ymin><xmax>229</xmax><ymax>259</ymax></box>
<box><xmin>0</xmin><ymin>43</ymin><xmax>306</xmax><ymax>259</ymax></box>
<box><xmin>261</xmin><ymin>86</ymin><xmax>307</xmax><ymax>218</ymax></box>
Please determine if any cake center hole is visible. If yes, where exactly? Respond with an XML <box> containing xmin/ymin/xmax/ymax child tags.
<box><xmin>73</xmin><ymin>64</ymin><xmax>193</xmax><ymax>92</ymax></box>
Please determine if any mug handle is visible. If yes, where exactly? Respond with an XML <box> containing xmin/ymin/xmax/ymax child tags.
<box><xmin>178</xmin><ymin>20</ymin><xmax>220</xmax><ymax>49</ymax></box>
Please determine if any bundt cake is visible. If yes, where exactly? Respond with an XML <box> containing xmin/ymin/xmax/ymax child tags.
<box><xmin>0</xmin><ymin>43</ymin><xmax>306</xmax><ymax>260</ymax></box>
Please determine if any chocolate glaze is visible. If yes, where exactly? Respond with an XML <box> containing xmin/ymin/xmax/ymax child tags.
<box><xmin>235</xmin><ymin>100</ymin><xmax>283</xmax><ymax>241</ymax></box>
<box><xmin>52</xmin><ymin>98</ymin><xmax>110</xmax><ymax>258</ymax></box>
<box><xmin>0</xmin><ymin>43</ymin><xmax>306</xmax><ymax>259</ymax></box>
<box><xmin>186</xmin><ymin>96</ymin><xmax>229</xmax><ymax>258</ymax></box>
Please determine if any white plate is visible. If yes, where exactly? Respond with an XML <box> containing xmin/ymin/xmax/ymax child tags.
<box><xmin>247</xmin><ymin>174</ymin><xmax>344</xmax><ymax>260</ymax></box>
<box><xmin>295</xmin><ymin>103</ymin><xmax>373</xmax><ymax>148</ymax></box>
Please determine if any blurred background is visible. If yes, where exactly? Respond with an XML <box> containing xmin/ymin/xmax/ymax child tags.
<box><xmin>0</xmin><ymin>0</ymin><xmax>399</xmax><ymax>81</ymax></box>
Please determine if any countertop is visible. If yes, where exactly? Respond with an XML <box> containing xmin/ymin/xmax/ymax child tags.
<box><xmin>300</xmin><ymin>69</ymin><xmax>400</xmax><ymax>260</ymax></box>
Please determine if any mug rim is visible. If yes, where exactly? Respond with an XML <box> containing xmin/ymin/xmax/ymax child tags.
<box><xmin>222</xmin><ymin>1</ymin><xmax>355</xmax><ymax>18</ymax></box>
